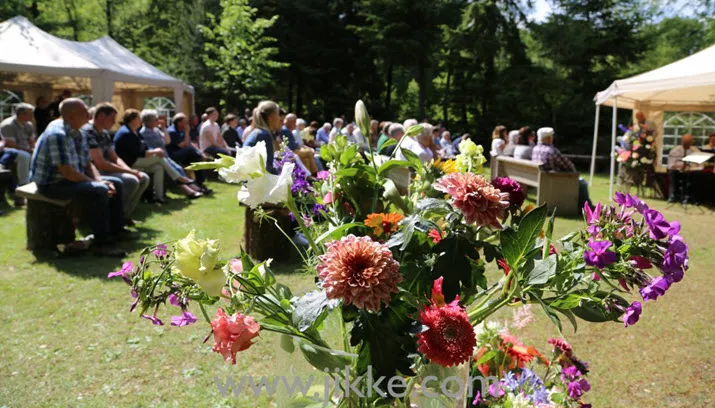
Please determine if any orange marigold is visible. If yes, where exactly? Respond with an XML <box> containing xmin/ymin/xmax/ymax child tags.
<box><xmin>364</xmin><ymin>213</ymin><xmax>405</xmax><ymax>237</ymax></box>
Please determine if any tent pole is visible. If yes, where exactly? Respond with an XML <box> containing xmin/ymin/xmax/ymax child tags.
<box><xmin>608</xmin><ymin>97</ymin><xmax>618</xmax><ymax>201</ymax></box>
<box><xmin>589</xmin><ymin>104</ymin><xmax>600</xmax><ymax>186</ymax></box>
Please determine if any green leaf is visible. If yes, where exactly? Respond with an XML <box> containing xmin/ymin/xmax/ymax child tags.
<box><xmin>571</xmin><ymin>291</ymin><xmax>628</xmax><ymax>322</ymax></box>
<box><xmin>382</xmin><ymin>179</ymin><xmax>409</xmax><ymax>213</ymax></box>
<box><xmin>432</xmin><ymin>235</ymin><xmax>480</xmax><ymax>302</ymax></box>
<box><xmin>554</xmin><ymin>308</ymin><xmax>578</xmax><ymax>332</ymax></box>
<box><xmin>405</xmin><ymin>124</ymin><xmax>424</xmax><ymax>137</ymax></box>
<box><xmin>527</xmin><ymin>254</ymin><xmax>557</xmax><ymax>285</ymax></box>
<box><xmin>378</xmin><ymin>160</ymin><xmax>412</xmax><ymax>176</ymax></box>
<box><xmin>334</xmin><ymin>168</ymin><xmax>359</xmax><ymax>178</ymax></box>
<box><xmin>501</xmin><ymin>205</ymin><xmax>548</xmax><ymax>267</ymax></box>
<box><xmin>549</xmin><ymin>294</ymin><xmax>583</xmax><ymax>309</ymax></box>
<box><xmin>475</xmin><ymin>349</ymin><xmax>497</xmax><ymax>365</ymax></box>
<box><xmin>379</xmin><ymin>138</ymin><xmax>397</xmax><ymax>152</ymax></box>
<box><xmin>535</xmin><ymin>295</ymin><xmax>562</xmax><ymax>334</ymax></box>
<box><xmin>400</xmin><ymin>148</ymin><xmax>423</xmax><ymax>171</ymax></box>
<box><xmin>280</xmin><ymin>333</ymin><xmax>295</xmax><ymax>354</ymax></box>
<box><xmin>315</xmin><ymin>222</ymin><xmax>364</xmax><ymax>244</ymax></box>
<box><xmin>298</xmin><ymin>341</ymin><xmax>351</xmax><ymax>372</ymax></box>
<box><xmin>291</xmin><ymin>290</ymin><xmax>340</xmax><ymax>332</ymax></box>
<box><xmin>545</xmin><ymin>208</ymin><xmax>556</xmax><ymax>240</ymax></box>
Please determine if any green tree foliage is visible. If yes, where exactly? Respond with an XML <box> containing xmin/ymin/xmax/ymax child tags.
<box><xmin>201</xmin><ymin>0</ymin><xmax>285</xmax><ymax>109</ymax></box>
<box><xmin>1</xmin><ymin>0</ymin><xmax>712</xmax><ymax>152</ymax></box>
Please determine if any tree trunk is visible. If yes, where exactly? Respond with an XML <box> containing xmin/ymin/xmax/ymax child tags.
<box><xmin>418</xmin><ymin>61</ymin><xmax>426</xmax><ymax>120</ymax></box>
<box><xmin>287</xmin><ymin>73</ymin><xmax>293</xmax><ymax>113</ymax></box>
<box><xmin>443</xmin><ymin>69</ymin><xmax>451</xmax><ymax>126</ymax></box>
<box><xmin>106</xmin><ymin>0</ymin><xmax>113</xmax><ymax>37</ymax></box>
<box><xmin>384</xmin><ymin>62</ymin><xmax>393</xmax><ymax>115</ymax></box>
<box><xmin>243</xmin><ymin>206</ymin><xmax>293</xmax><ymax>262</ymax></box>
<box><xmin>296</xmin><ymin>69</ymin><xmax>303</xmax><ymax>116</ymax></box>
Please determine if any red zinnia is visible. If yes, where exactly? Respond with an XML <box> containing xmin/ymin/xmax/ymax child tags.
<box><xmin>428</xmin><ymin>229</ymin><xmax>443</xmax><ymax>244</ymax></box>
<box><xmin>417</xmin><ymin>279</ymin><xmax>476</xmax><ymax>367</ymax></box>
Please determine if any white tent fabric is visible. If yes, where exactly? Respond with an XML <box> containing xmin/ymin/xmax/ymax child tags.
<box><xmin>595</xmin><ymin>44</ymin><xmax>715</xmax><ymax>109</ymax></box>
<box><xmin>0</xmin><ymin>16</ymin><xmax>192</xmax><ymax>107</ymax></box>
<box><xmin>590</xmin><ymin>43</ymin><xmax>715</xmax><ymax>199</ymax></box>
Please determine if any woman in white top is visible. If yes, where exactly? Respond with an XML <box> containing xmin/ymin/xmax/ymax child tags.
<box><xmin>502</xmin><ymin>130</ymin><xmax>519</xmax><ymax>156</ymax></box>
<box><xmin>490</xmin><ymin>125</ymin><xmax>507</xmax><ymax>157</ymax></box>
<box><xmin>513</xmin><ymin>126</ymin><xmax>535</xmax><ymax>160</ymax></box>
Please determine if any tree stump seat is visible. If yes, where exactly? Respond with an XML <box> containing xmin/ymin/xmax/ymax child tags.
<box><xmin>239</xmin><ymin>190</ymin><xmax>294</xmax><ymax>262</ymax></box>
<box><xmin>15</xmin><ymin>182</ymin><xmax>76</xmax><ymax>251</ymax></box>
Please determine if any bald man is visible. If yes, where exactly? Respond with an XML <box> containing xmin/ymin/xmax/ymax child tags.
<box><xmin>667</xmin><ymin>133</ymin><xmax>701</xmax><ymax>203</ymax></box>
<box><xmin>29</xmin><ymin>98</ymin><xmax>126</xmax><ymax>256</ymax></box>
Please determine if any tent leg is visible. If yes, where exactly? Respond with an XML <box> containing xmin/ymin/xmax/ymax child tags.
<box><xmin>589</xmin><ymin>104</ymin><xmax>600</xmax><ymax>187</ymax></box>
<box><xmin>608</xmin><ymin>97</ymin><xmax>618</xmax><ymax>201</ymax></box>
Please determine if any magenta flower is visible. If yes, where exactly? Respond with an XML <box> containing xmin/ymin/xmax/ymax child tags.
<box><xmin>583</xmin><ymin>201</ymin><xmax>602</xmax><ymax>224</ymax></box>
<box><xmin>567</xmin><ymin>378</ymin><xmax>591</xmax><ymax>399</ymax></box>
<box><xmin>316</xmin><ymin>170</ymin><xmax>331</xmax><ymax>180</ymax></box>
<box><xmin>614</xmin><ymin>192</ymin><xmax>648</xmax><ymax>213</ymax></box>
<box><xmin>152</xmin><ymin>243</ymin><xmax>168</xmax><ymax>258</ymax></box>
<box><xmin>667</xmin><ymin>221</ymin><xmax>680</xmax><ymax>237</ymax></box>
<box><xmin>644</xmin><ymin>210</ymin><xmax>670</xmax><ymax>240</ymax></box>
<box><xmin>660</xmin><ymin>239</ymin><xmax>688</xmax><ymax>281</ymax></box>
<box><xmin>108</xmin><ymin>261</ymin><xmax>133</xmax><ymax>284</ymax></box>
<box><xmin>471</xmin><ymin>391</ymin><xmax>481</xmax><ymax>405</ymax></box>
<box><xmin>491</xmin><ymin>177</ymin><xmax>526</xmax><ymax>209</ymax></box>
<box><xmin>584</xmin><ymin>241</ymin><xmax>617</xmax><ymax>269</ymax></box>
<box><xmin>639</xmin><ymin>276</ymin><xmax>670</xmax><ymax>302</ymax></box>
<box><xmin>171</xmin><ymin>311</ymin><xmax>198</xmax><ymax>327</ymax></box>
<box><xmin>629</xmin><ymin>256</ymin><xmax>653</xmax><ymax>270</ymax></box>
<box><xmin>169</xmin><ymin>293</ymin><xmax>182</xmax><ymax>307</ymax></box>
<box><xmin>586</xmin><ymin>224</ymin><xmax>600</xmax><ymax>237</ymax></box>
<box><xmin>142</xmin><ymin>307</ymin><xmax>164</xmax><ymax>326</ymax></box>
<box><xmin>623</xmin><ymin>301</ymin><xmax>642</xmax><ymax>327</ymax></box>
<box><xmin>488</xmin><ymin>383</ymin><xmax>505</xmax><ymax>398</ymax></box>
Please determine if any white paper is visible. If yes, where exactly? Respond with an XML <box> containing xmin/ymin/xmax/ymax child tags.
<box><xmin>682</xmin><ymin>153</ymin><xmax>714</xmax><ymax>164</ymax></box>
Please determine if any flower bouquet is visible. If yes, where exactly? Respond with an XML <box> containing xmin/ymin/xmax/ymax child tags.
<box><xmin>617</xmin><ymin>121</ymin><xmax>657</xmax><ymax>188</ymax></box>
<box><xmin>109</xmin><ymin>101</ymin><xmax>689</xmax><ymax>407</ymax></box>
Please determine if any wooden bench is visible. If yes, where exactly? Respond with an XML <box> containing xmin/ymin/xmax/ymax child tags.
<box><xmin>490</xmin><ymin>156</ymin><xmax>579</xmax><ymax>216</ymax></box>
<box><xmin>15</xmin><ymin>182</ymin><xmax>76</xmax><ymax>251</ymax></box>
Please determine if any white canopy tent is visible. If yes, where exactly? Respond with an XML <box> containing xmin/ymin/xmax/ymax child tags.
<box><xmin>590</xmin><ymin>43</ymin><xmax>715</xmax><ymax>199</ymax></box>
<box><xmin>0</xmin><ymin>16</ymin><xmax>194</xmax><ymax>117</ymax></box>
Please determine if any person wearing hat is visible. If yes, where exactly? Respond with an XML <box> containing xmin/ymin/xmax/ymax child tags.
<box><xmin>532</xmin><ymin>127</ymin><xmax>592</xmax><ymax>207</ymax></box>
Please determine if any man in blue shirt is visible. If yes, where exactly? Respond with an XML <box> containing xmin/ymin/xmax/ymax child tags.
<box><xmin>166</xmin><ymin>113</ymin><xmax>209</xmax><ymax>189</ymax></box>
<box><xmin>30</xmin><ymin>98</ymin><xmax>126</xmax><ymax>256</ymax></box>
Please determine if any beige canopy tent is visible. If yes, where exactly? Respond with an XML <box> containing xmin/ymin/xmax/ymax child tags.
<box><xmin>590</xmin><ymin>43</ymin><xmax>715</xmax><ymax>199</ymax></box>
<box><xmin>0</xmin><ymin>16</ymin><xmax>194</xmax><ymax>121</ymax></box>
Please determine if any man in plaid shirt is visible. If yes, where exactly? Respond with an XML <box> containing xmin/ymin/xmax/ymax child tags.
<box><xmin>532</xmin><ymin>127</ymin><xmax>592</xmax><ymax>207</ymax></box>
<box><xmin>30</xmin><ymin>98</ymin><xmax>126</xmax><ymax>257</ymax></box>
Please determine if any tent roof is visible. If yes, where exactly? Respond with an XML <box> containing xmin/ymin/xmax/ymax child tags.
<box><xmin>595</xmin><ymin>43</ymin><xmax>715</xmax><ymax>110</ymax></box>
<box><xmin>0</xmin><ymin>16</ymin><xmax>192</xmax><ymax>93</ymax></box>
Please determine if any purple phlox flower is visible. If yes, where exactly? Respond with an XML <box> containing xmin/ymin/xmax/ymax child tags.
<box><xmin>142</xmin><ymin>306</ymin><xmax>164</xmax><ymax>326</ymax></box>
<box><xmin>623</xmin><ymin>301</ymin><xmax>642</xmax><ymax>327</ymax></box>
<box><xmin>583</xmin><ymin>202</ymin><xmax>602</xmax><ymax>224</ymax></box>
<box><xmin>471</xmin><ymin>391</ymin><xmax>481</xmax><ymax>406</ymax></box>
<box><xmin>313</xmin><ymin>203</ymin><xmax>327</xmax><ymax>216</ymax></box>
<box><xmin>152</xmin><ymin>243</ymin><xmax>168</xmax><ymax>258</ymax></box>
<box><xmin>169</xmin><ymin>293</ymin><xmax>183</xmax><ymax>307</ymax></box>
<box><xmin>660</xmin><ymin>239</ymin><xmax>688</xmax><ymax>281</ymax></box>
<box><xmin>584</xmin><ymin>240</ymin><xmax>617</xmax><ymax>269</ymax></box>
<box><xmin>644</xmin><ymin>209</ymin><xmax>671</xmax><ymax>240</ymax></box>
<box><xmin>667</xmin><ymin>221</ymin><xmax>680</xmax><ymax>237</ymax></box>
<box><xmin>316</xmin><ymin>170</ymin><xmax>331</xmax><ymax>180</ymax></box>
<box><xmin>489</xmin><ymin>383</ymin><xmax>505</xmax><ymax>398</ymax></box>
<box><xmin>108</xmin><ymin>261</ymin><xmax>133</xmax><ymax>284</ymax></box>
<box><xmin>129</xmin><ymin>289</ymin><xmax>139</xmax><ymax>312</ymax></box>
<box><xmin>561</xmin><ymin>365</ymin><xmax>581</xmax><ymax>381</ymax></box>
<box><xmin>302</xmin><ymin>214</ymin><xmax>313</xmax><ymax>228</ymax></box>
<box><xmin>171</xmin><ymin>310</ymin><xmax>198</xmax><ymax>327</ymax></box>
<box><xmin>567</xmin><ymin>378</ymin><xmax>591</xmax><ymax>399</ymax></box>
<box><xmin>586</xmin><ymin>224</ymin><xmax>600</xmax><ymax>237</ymax></box>
<box><xmin>629</xmin><ymin>256</ymin><xmax>653</xmax><ymax>270</ymax></box>
<box><xmin>640</xmin><ymin>276</ymin><xmax>670</xmax><ymax>302</ymax></box>
<box><xmin>616</xmin><ymin>192</ymin><xmax>648</xmax><ymax>213</ymax></box>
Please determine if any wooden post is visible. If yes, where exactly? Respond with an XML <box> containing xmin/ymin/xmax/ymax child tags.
<box><xmin>243</xmin><ymin>205</ymin><xmax>294</xmax><ymax>262</ymax></box>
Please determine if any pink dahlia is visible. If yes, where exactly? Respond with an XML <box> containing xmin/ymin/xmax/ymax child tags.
<box><xmin>434</xmin><ymin>173</ymin><xmax>509</xmax><ymax>227</ymax></box>
<box><xmin>210</xmin><ymin>308</ymin><xmax>260</xmax><ymax>364</ymax></box>
<box><xmin>417</xmin><ymin>279</ymin><xmax>476</xmax><ymax>367</ymax></box>
<box><xmin>318</xmin><ymin>235</ymin><xmax>402</xmax><ymax>311</ymax></box>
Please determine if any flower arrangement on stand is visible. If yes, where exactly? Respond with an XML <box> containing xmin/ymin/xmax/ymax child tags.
<box><xmin>108</xmin><ymin>101</ymin><xmax>689</xmax><ymax>407</ymax></box>
<box><xmin>617</xmin><ymin>119</ymin><xmax>657</xmax><ymax>190</ymax></box>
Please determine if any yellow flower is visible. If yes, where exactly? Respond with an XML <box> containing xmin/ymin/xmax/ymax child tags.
<box><xmin>172</xmin><ymin>230</ymin><xmax>224</xmax><ymax>296</ymax></box>
<box><xmin>433</xmin><ymin>158</ymin><xmax>458</xmax><ymax>174</ymax></box>
<box><xmin>364</xmin><ymin>213</ymin><xmax>405</xmax><ymax>237</ymax></box>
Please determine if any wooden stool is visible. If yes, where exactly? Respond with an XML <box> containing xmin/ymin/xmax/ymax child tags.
<box><xmin>15</xmin><ymin>182</ymin><xmax>75</xmax><ymax>251</ymax></box>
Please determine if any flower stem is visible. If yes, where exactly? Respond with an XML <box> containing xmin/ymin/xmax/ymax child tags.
<box><xmin>198</xmin><ymin>302</ymin><xmax>212</xmax><ymax>324</ymax></box>
<box><xmin>284</xmin><ymin>186</ymin><xmax>322</xmax><ymax>255</ymax></box>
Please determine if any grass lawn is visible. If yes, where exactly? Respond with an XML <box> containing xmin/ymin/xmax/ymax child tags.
<box><xmin>0</xmin><ymin>174</ymin><xmax>713</xmax><ymax>407</ymax></box>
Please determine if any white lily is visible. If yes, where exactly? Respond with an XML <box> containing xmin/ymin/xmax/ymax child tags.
<box><xmin>219</xmin><ymin>141</ymin><xmax>268</xmax><ymax>182</ymax></box>
<box><xmin>239</xmin><ymin>162</ymin><xmax>295</xmax><ymax>209</ymax></box>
